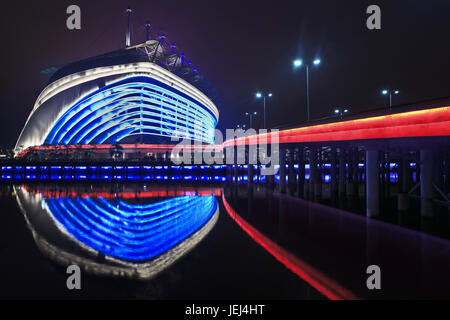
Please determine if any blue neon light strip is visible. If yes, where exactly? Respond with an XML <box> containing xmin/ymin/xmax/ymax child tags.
<box><xmin>44</xmin><ymin>195</ymin><xmax>217</xmax><ymax>261</ymax></box>
<box><xmin>45</xmin><ymin>77</ymin><xmax>217</xmax><ymax>146</ymax></box>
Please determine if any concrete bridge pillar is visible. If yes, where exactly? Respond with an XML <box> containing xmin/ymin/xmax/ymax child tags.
<box><xmin>397</xmin><ymin>149</ymin><xmax>410</xmax><ymax>212</ymax></box>
<box><xmin>346</xmin><ymin>148</ymin><xmax>354</xmax><ymax>197</ymax></box>
<box><xmin>379</xmin><ymin>151</ymin><xmax>385</xmax><ymax>200</ymax></box>
<box><xmin>385</xmin><ymin>151</ymin><xmax>391</xmax><ymax>199</ymax></box>
<box><xmin>248</xmin><ymin>164</ymin><xmax>254</xmax><ymax>185</ymax></box>
<box><xmin>444</xmin><ymin>151</ymin><xmax>450</xmax><ymax>214</ymax></box>
<box><xmin>346</xmin><ymin>147</ymin><xmax>358</xmax><ymax>197</ymax></box>
<box><xmin>330</xmin><ymin>147</ymin><xmax>338</xmax><ymax>200</ymax></box>
<box><xmin>338</xmin><ymin>148</ymin><xmax>346</xmax><ymax>197</ymax></box>
<box><xmin>225</xmin><ymin>147</ymin><xmax>232</xmax><ymax>182</ymax></box>
<box><xmin>267</xmin><ymin>173</ymin><xmax>275</xmax><ymax>190</ymax></box>
<box><xmin>226</xmin><ymin>163</ymin><xmax>231</xmax><ymax>181</ymax></box>
<box><xmin>353</xmin><ymin>148</ymin><xmax>360</xmax><ymax>196</ymax></box>
<box><xmin>287</xmin><ymin>148</ymin><xmax>296</xmax><ymax>194</ymax></box>
<box><xmin>420</xmin><ymin>148</ymin><xmax>434</xmax><ymax>217</ymax></box>
<box><xmin>233</xmin><ymin>148</ymin><xmax>239</xmax><ymax>183</ymax></box>
<box><xmin>261</xmin><ymin>144</ymin><xmax>274</xmax><ymax>189</ymax></box>
<box><xmin>309</xmin><ymin>147</ymin><xmax>321</xmax><ymax>201</ymax></box>
<box><xmin>444</xmin><ymin>150</ymin><xmax>450</xmax><ymax>195</ymax></box>
<box><xmin>366</xmin><ymin>149</ymin><xmax>380</xmax><ymax>217</ymax></box>
<box><xmin>317</xmin><ymin>148</ymin><xmax>323</xmax><ymax>199</ymax></box>
<box><xmin>279</xmin><ymin>147</ymin><xmax>287</xmax><ymax>193</ymax></box>
<box><xmin>297</xmin><ymin>148</ymin><xmax>305</xmax><ymax>198</ymax></box>
<box><xmin>434</xmin><ymin>151</ymin><xmax>445</xmax><ymax>194</ymax></box>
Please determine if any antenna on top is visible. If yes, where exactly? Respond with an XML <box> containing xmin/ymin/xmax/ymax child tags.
<box><xmin>145</xmin><ymin>21</ymin><xmax>151</xmax><ymax>41</ymax></box>
<box><xmin>126</xmin><ymin>6</ymin><xmax>132</xmax><ymax>47</ymax></box>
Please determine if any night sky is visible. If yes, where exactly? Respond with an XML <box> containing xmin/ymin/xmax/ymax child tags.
<box><xmin>1</xmin><ymin>0</ymin><xmax>449</xmax><ymax>148</ymax></box>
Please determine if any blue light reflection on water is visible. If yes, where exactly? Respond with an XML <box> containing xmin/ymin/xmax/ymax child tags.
<box><xmin>1</xmin><ymin>162</ymin><xmax>418</xmax><ymax>183</ymax></box>
<box><xmin>44</xmin><ymin>195</ymin><xmax>217</xmax><ymax>261</ymax></box>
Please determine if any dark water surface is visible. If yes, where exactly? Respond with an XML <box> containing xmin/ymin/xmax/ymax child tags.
<box><xmin>0</xmin><ymin>183</ymin><xmax>449</xmax><ymax>299</ymax></box>
<box><xmin>0</xmin><ymin>183</ymin><xmax>320</xmax><ymax>300</ymax></box>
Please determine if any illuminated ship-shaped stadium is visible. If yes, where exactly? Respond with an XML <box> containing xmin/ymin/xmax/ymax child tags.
<box><xmin>15</xmin><ymin>9</ymin><xmax>219</xmax><ymax>159</ymax></box>
<box><xmin>15</xmin><ymin>184</ymin><xmax>220</xmax><ymax>279</ymax></box>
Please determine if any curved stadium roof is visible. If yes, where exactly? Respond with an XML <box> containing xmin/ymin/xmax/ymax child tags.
<box><xmin>46</xmin><ymin>40</ymin><xmax>220</xmax><ymax>107</ymax></box>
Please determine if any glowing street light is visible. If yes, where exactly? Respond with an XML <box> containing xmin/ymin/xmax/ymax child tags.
<box><xmin>293</xmin><ymin>58</ymin><xmax>322</xmax><ymax>122</ymax></box>
<box><xmin>293</xmin><ymin>59</ymin><xmax>303</xmax><ymax>67</ymax></box>
<box><xmin>381</xmin><ymin>89</ymin><xmax>399</xmax><ymax>109</ymax></box>
<box><xmin>255</xmin><ymin>92</ymin><xmax>273</xmax><ymax>128</ymax></box>
<box><xmin>245</xmin><ymin>111</ymin><xmax>258</xmax><ymax>128</ymax></box>
<box><xmin>333</xmin><ymin>108</ymin><xmax>349</xmax><ymax>119</ymax></box>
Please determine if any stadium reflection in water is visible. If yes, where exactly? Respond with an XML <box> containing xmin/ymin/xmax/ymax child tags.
<box><xmin>14</xmin><ymin>185</ymin><xmax>220</xmax><ymax>280</ymax></box>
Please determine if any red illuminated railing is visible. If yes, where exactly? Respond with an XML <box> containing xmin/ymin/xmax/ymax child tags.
<box><xmin>224</xmin><ymin>106</ymin><xmax>450</xmax><ymax>146</ymax></box>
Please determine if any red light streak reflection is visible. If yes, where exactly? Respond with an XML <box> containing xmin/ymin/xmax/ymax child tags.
<box><xmin>20</xmin><ymin>185</ymin><xmax>223</xmax><ymax>199</ymax></box>
<box><xmin>222</xmin><ymin>194</ymin><xmax>359</xmax><ymax>300</ymax></box>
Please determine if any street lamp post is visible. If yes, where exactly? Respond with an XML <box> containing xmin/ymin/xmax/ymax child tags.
<box><xmin>293</xmin><ymin>58</ymin><xmax>321</xmax><ymax>122</ymax></box>
<box><xmin>333</xmin><ymin>108</ymin><xmax>349</xmax><ymax>119</ymax></box>
<box><xmin>255</xmin><ymin>92</ymin><xmax>273</xmax><ymax>129</ymax></box>
<box><xmin>381</xmin><ymin>89</ymin><xmax>399</xmax><ymax>110</ymax></box>
<box><xmin>245</xmin><ymin>112</ymin><xmax>257</xmax><ymax>128</ymax></box>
